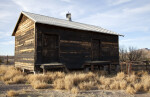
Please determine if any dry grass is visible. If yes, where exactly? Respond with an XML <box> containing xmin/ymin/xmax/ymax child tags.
<box><xmin>126</xmin><ymin>85</ymin><xmax>136</xmax><ymax>94</ymax></box>
<box><xmin>0</xmin><ymin>65</ymin><xmax>25</xmax><ymax>84</ymax></box>
<box><xmin>120</xmin><ymin>80</ymin><xmax>127</xmax><ymax>90</ymax></box>
<box><xmin>78</xmin><ymin>81</ymin><xmax>95</xmax><ymax>90</ymax></box>
<box><xmin>126</xmin><ymin>74</ymin><xmax>137</xmax><ymax>83</ymax></box>
<box><xmin>134</xmin><ymin>83</ymin><xmax>142</xmax><ymax>92</ymax></box>
<box><xmin>141</xmin><ymin>75</ymin><xmax>150</xmax><ymax>91</ymax></box>
<box><xmin>71</xmin><ymin>87</ymin><xmax>79</xmax><ymax>94</ymax></box>
<box><xmin>116</xmin><ymin>72</ymin><xmax>125</xmax><ymax>80</ymax></box>
<box><xmin>109</xmin><ymin>80</ymin><xmax>120</xmax><ymax>90</ymax></box>
<box><xmin>54</xmin><ymin>78</ymin><xmax>65</xmax><ymax>89</ymax></box>
<box><xmin>7</xmin><ymin>90</ymin><xmax>19</xmax><ymax>96</ymax></box>
<box><xmin>1</xmin><ymin>65</ymin><xmax>150</xmax><ymax>95</ymax></box>
<box><xmin>31</xmin><ymin>80</ymin><xmax>48</xmax><ymax>89</ymax></box>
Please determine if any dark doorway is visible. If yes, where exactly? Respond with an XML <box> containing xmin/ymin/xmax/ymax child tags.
<box><xmin>92</xmin><ymin>39</ymin><xmax>101</xmax><ymax>60</ymax></box>
<box><xmin>42</xmin><ymin>34</ymin><xmax>59</xmax><ymax>63</ymax></box>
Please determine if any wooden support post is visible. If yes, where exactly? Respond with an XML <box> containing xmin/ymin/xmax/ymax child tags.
<box><xmin>121</xmin><ymin>63</ymin><xmax>123</xmax><ymax>72</ymax></box>
<box><xmin>91</xmin><ymin>64</ymin><xmax>94</xmax><ymax>71</ymax></box>
<box><xmin>130</xmin><ymin>63</ymin><xmax>132</xmax><ymax>74</ymax></box>
<box><xmin>43</xmin><ymin>67</ymin><xmax>45</xmax><ymax>75</ymax></box>
<box><xmin>108</xmin><ymin>64</ymin><xmax>111</xmax><ymax>74</ymax></box>
<box><xmin>23</xmin><ymin>69</ymin><xmax>25</xmax><ymax>73</ymax></box>
<box><xmin>128</xmin><ymin>63</ymin><xmax>132</xmax><ymax>76</ymax></box>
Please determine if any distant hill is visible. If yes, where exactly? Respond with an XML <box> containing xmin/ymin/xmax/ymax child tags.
<box><xmin>139</xmin><ymin>48</ymin><xmax>150</xmax><ymax>60</ymax></box>
<box><xmin>0</xmin><ymin>55</ymin><xmax>14</xmax><ymax>65</ymax></box>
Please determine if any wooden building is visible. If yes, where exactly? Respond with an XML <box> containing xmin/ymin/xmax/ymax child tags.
<box><xmin>12</xmin><ymin>11</ymin><xmax>122</xmax><ymax>72</ymax></box>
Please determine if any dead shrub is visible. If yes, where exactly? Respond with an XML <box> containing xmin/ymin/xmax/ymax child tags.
<box><xmin>71</xmin><ymin>87</ymin><xmax>79</xmax><ymax>94</ymax></box>
<box><xmin>99</xmin><ymin>76</ymin><xmax>106</xmax><ymax>85</ymax></box>
<box><xmin>126</xmin><ymin>85</ymin><xmax>136</xmax><ymax>94</ymax></box>
<box><xmin>126</xmin><ymin>74</ymin><xmax>137</xmax><ymax>83</ymax></box>
<box><xmin>136</xmin><ymin>71</ymin><xmax>148</xmax><ymax>76</ymax></box>
<box><xmin>64</xmin><ymin>75</ymin><xmax>74</xmax><ymax>90</ymax></box>
<box><xmin>141</xmin><ymin>75</ymin><xmax>150</xmax><ymax>92</ymax></box>
<box><xmin>0</xmin><ymin>65</ymin><xmax>9</xmax><ymax>76</ymax></box>
<box><xmin>31</xmin><ymin>81</ymin><xmax>48</xmax><ymax>89</ymax></box>
<box><xmin>116</xmin><ymin>72</ymin><xmax>125</xmax><ymax>80</ymax></box>
<box><xmin>120</xmin><ymin>80</ymin><xmax>127</xmax><ymax>90</ymax></box>
<box><xmin>134</xmin><ymin>83</ymin><xmax>142</xmax><ymax>92</ymax></box>
<box><xmin>54</xmin><ymin>78</ymin><xmax>65</xmax><ymax>89</ymax></box>
<box><xmin>7</xmin><ymin>90</ymin><xmax>19</xmax><ymax>96</ymax></box>
<box><xmin>5</xmin><ymin>75</ymin><xmax>25</xmax><ymax>84</ymax></box>
<box><xmin>27</xmin><ymin>74</ymin><xmax>52</xmax><ymax>84</ymax></box>
<box><xmin>0</xmin><ymin>66</ymin><xmax>24</xmax><ymax>84</ymax></box>
<box><xmin>110</xmin><ymin>80</ymin><xmax>120</xmax><ymax>90</ymax></box>
<box><xmin>46</xmin><ymin>72</ymin><xmax>65</xmax><ymax>81</ymax></box>
<box><xmin>78</xmin><ymin>81</ymin><xmax>95</xmax><ymax>90</ymax></box>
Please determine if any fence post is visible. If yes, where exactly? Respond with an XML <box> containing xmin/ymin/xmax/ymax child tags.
<box><xmin>126</xmin><ymin>63</ymin><xmax>128</xmax><ymax>74</ymax></box>
<box><xmin>6</xmin><ymin>55</ymin><xmax>8</xmax><ymax>65</ymax></box>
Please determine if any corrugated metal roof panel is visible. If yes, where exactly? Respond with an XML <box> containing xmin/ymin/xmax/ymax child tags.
<box><xmin>21</xmin><ymin>11</ymin><xmax>122</xmax><ymax>36</ymax></box>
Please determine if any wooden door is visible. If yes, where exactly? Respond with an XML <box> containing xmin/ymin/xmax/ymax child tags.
<box><xmin>92</xmin><ymin>39</ymin><xmax>101</xmax><ymax>60</ymax></box>
<box><xmin>42</xmin><ymin>34</ymin><xmax>59</xmax><ymax>63</ymax></box>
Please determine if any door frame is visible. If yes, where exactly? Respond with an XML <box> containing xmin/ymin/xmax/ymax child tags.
<box><xmin>41</xmin><ymin>33</ymin><xmax>60</xmax><ymax>63</ymax></box>
<box><xmin>91</xmin><ymin>38</ymin><xmax>101</xmax><ymax>61</ymax></box>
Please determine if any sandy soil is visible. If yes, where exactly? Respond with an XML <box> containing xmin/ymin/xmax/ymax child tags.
<box><xmin>0</xmin><ymin>81</ymin><xmax>150</xmax><ymax>97</ymax></box>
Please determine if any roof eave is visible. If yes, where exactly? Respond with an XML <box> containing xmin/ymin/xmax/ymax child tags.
<box><xmin>12</xmin><ymin>11</ymin><xmax>36</xmax><ymax>36</ymax></box>
<box><xmin>35</xmin><ymin>21</ymin><xmax>123</xmax><ymax>36</ymax></box>
<box><xmin>12</xmin><ymin>13</ymin><xmax>22</xmax><ymax>36</ymax></box>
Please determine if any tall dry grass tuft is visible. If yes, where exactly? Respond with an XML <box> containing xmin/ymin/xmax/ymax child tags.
<box><xmin>141</xmin><ymin>75</ymin><xmax>150</xmax><ymax>92</ymax></box>
<box><xmin>46</xmin><ymin>72</ymin><xmax>65</xmax><ymax>81</ymax></box>
<box><xmin>0</xmin><ymin>65</ymin><xmax>9</xmax><ymax>76</ymax></box>
<box><xmin>110</xmin><ymin>80</ymin><xmax>120</xmax><ymax>90</ymax></box>
<box><xmin>7</xmin><ymin>90</ymin><xmax>19</xmax><ymax>96</ymax></box>
<box><xmin>126</xmin><ymin>74</ymin><xmax>137</xmax><ymax>83</ymax></box>
<box><xmin>0</xmin><ymin>65</ymin><xmax>25</xmax><ymax>84</ymax></box>
<box><xmin>31</xmin><ymin>80</ymin><xmax>48</xmax><ymax>89</ymax></box>
<box><xmin>63</xmin><ymin>72</ymin><xmax>97</xmax><ymax>90</ymax></box>
<box><xmin>116</xmin><ymin>72</ymin><xmax>125</xmax><ymax>80</ymax></box>
<box><xmin>136</xmin><ymin>71</ymin><xmax>148</xmax><ymax>76</ymax></box>
<box><xmin>54</xmin><ymin>78</ymin><xmax>65</xmax><ymax>89</ymax></box>
<box><xmin>119</xmin><ymin>80</ymin><xmax>127</xmax><ymax>90</ymax></box>
<box><xmin>5</xmin><ymin>75</ymin><xmax>25</xmax><ymax>84</ymax></box>
<box><xmin>27</xmin><ymin>74</ymin><xmax>50</xmax><ymax>83</ymax></box>
<box><xmin>71</xmin><ymin>87</ymin><xmax>79</xmax><ymax>94</ymax></box>
<box><xmin>126</xmin><ymin>85</ymin><xmax>136</xmax><ymax>94</ymax></box>
<box><xmin>78</xmin><ymin>81</ymin><xmax>96</xmax><ymax>90</ymax></box>
<box><xmin>134</xmin><ymin>83</ymin><xmax>142</xmax><ymax>92</ymax></box>
<box><xmin>64</xmin><ymin>74</ymin><xmax>74</xmax><ymax>90</ymax></box>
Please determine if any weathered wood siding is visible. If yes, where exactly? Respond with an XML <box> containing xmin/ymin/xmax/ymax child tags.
<box><xmin>15</xmin><ymin>15</ymin><xmax>35</xmax><ymax>71</ymax></box>
<box><xmin>35</xmin><ymin>23</ymin><xmax>119</xmax><ymax>69</ymax></box>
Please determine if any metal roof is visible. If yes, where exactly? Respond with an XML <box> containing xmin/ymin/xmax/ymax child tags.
<box><xmin>12</xmin><ymin>11</ymin><xmax>123</xmax><ymax>36</ymax></box>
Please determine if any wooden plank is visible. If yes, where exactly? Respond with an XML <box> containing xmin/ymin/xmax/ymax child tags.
<box><xmin>14</xmin><ymin>14</ymin><xmax>35</xmax><ymax>71</ymax></box>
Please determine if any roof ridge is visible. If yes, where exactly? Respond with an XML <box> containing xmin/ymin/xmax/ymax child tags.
<box><xmin>21</xmin><ymin>11</ymin><xmax>123</xmax><ymax>36</ymax></box>
<box><xmin>22</xmin><ymin>11</ymin><xmax>113</xmax><ymax>32</ymax></box>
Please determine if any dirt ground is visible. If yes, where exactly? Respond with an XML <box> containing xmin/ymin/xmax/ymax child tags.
<box><xmin>0</xmin><ymin>81</ymin><xmax>150</xmax><ymax>97</ymax></box>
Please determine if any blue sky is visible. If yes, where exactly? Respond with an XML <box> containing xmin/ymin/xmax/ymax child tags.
<box><xmin>0</xmin><ymin>0</ymin><xmax>150</xmax><ymax>55</ymax></box>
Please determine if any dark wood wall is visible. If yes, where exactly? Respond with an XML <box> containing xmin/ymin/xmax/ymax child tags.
<box><xmin>35</xmin><ymin>23</ymin><xmax>119</xmax><ymax>69</ymax></box>
<box><xmin>14</xmin><ymin>15</ymin><xmax>35</xmax><ymax>71</ymax></box>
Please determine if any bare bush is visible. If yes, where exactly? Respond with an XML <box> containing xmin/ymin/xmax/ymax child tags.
<box><xmin>7</xmin><ymin>90</ymin><xmax>19</xmax><ymax>96</ymax></box>
<box><xmin>128</xmin><ymin>46</ymin><xmax>143</xmax><ymax>61</ymax></box>
<box><xmin>119</xmin><ymin>46</ymin><xmax>144</xmax><ymax>62</ymax></box>
<box><xmin>119</xmin><ymin>47</ymin><xmax>128</xmax><ymax>62</ymax></box>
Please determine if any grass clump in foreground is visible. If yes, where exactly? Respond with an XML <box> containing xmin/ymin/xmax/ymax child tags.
<box><xmin>7</xmin><ymin>90</ymin><xmax>19</xmax><ymax>96</ymax></box>
<box><xmin>1</xmin><ymin>65</ymin><xmax>150</xmax><ymax>94</ymax></box>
